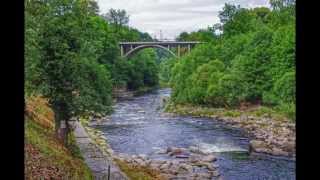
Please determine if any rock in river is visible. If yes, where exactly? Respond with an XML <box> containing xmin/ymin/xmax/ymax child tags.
<box><xmin>249</xmin><ymin>140</ymin><xmax>268</xmax><ymax>153</ymax></box>
<box><xmin>201</xmin><ymin>155</ymin><xmax>217</xmax><ymax>162</ymax></box>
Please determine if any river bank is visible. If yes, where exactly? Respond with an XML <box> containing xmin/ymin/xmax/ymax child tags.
<box><xmin>81</xmin><ymin>88</ymin><xmax>295</xmax><ymax>179</ymax></box>
<box><xmin>165</xmin><ymin>102</ymin><xmax>296</xmax><ymax>158</ymax></box>
<box><xmin>81</xmin><ymin>116</ymin><xmax>222</xmax><ymax>180</ymax></box>
<box><xmin>79</xmin><ymin>117</ymin><xmax>166</xmax><ymax>179</ymax></box>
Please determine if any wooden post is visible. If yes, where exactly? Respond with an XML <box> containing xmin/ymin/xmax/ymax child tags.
<box><xmin>58</xmin><ymin>120</ymin><xmax>67</xmax><ymax>145</ymax></box>
<box><xmin>107</xmin><ymin>165</ymin><xmax>110</xmax><ymax>180</ymax></box>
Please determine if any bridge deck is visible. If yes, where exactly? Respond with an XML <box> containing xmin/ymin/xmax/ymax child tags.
<box><xmin>119</xmin><ymin>41</ymin><xmax>203</xmax><ymax>45</ymax></box>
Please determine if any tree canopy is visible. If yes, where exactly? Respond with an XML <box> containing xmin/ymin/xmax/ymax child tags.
<box><xmin>25</xmin><ymin>0</ymin><xmax>159</xmax><ymax>143</ymax></box>
<box><xmin>166</xmin><ymin>1</ymin><xmax>295</xmax><ymax>120</ymax></box>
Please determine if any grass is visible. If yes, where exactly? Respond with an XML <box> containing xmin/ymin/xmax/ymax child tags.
<box><xmin>114</xmin><ymin>159</ymin><xmax>164</xmax><ymax>180</ymax></box>
<box><xmin>165</xmin><ymin>100</ymin><xmax>293</xmax><ymax>122</ymax></box>
<box><xmin>25</xmin><ymin>95</ymin><xmax>93</xmax><ymax>179</ymax></box>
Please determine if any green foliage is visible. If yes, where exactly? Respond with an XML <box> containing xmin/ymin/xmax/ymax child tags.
<box><xmin>176</xmin><ymin>28</ymin><xmax>217</xmax><ymax>42</ymax></box>
<box><xmin>274</xmin><ymin>71</ymin><xmax>296</xmax><ymax>104</ymax></box>
<box><xmin>25</xmin><ymin>0</ymin><xmax>159</xmax><ymax>130</ymax></box>
<box><xmin>277</xmin><ymin>102</ymin><xmax>296</xmax><ymax>121</ymax></box>
<box><xmin>127</xmin><ymin>49</ymin><xmax>159</xmax><ymax>90</ymax></box>
<box><xmin>170</xmin><ymin>2</ymin><xmax>295</xmax><ymax>119</ymax></box>
<box><xmin>159</xmin><ymin>57</ymin><xmax>176</xmax><ymax>85</ymax></box>
<box><xmin>29</xmin><ymin>0</ymin><xmax>114</xmax><ymax>123</ymax></box>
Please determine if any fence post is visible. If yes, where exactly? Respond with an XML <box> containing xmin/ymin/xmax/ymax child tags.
<box><xmin>107</xmin><ymin>165</ymin><xmax>110</xmax><ymax>180</ymax></box>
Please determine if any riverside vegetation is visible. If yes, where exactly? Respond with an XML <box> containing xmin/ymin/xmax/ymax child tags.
<box><xmin>25</xmin><ymin>0</ymin><xmax>295</xmax><ymax>179</ymax></box>
<box><xmin>25</xmin><ymin>0</ymin><xmax>159</xmax><ymax>178</ymax></box>
<box><xmin>160</xmin><ymin>1</ymin><xmax>296</xmax><ymax>157</ymax></box>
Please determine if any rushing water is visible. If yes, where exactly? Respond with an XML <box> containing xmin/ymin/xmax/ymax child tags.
<box><xmin>94</xmin><ymin>88</ymin><xmax>295</xmax><ymax>180</ymax></box>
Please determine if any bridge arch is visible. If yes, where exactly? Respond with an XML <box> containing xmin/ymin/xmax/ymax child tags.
<box><xmin>123</xmin><ymin>44</ymin><xmax>177</xmax><ymax>58</ymax></box>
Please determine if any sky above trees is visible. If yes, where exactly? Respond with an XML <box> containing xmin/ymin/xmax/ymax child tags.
<box><xmin>97</xmin><ymin>0</ymin><xmax>269</xmax><ymax>39</ymax></box>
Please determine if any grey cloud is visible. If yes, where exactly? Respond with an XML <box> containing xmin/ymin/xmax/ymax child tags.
<box><xmin>97</xmin><ymin>0</ymin><xmax>269</xmax><ymax>39</ymax></box>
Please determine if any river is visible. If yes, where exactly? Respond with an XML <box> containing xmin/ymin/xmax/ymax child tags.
<box><xmin>93</xmin><ymin>88</ymin><xmax>295</xmax><ymax>180</ymax></box>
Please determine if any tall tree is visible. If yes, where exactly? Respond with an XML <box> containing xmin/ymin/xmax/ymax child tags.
<box><xmin>270</xmin><ymin>0</ymin><xmax>295</xmax><ymax>10</ymax></box>
<box><xmin>102</xmin><ymin>8</ymin><xmax>129</xmax><ymax>31</ymax></box>
<box><xmin>218</xmin><ymin>3</ymin><xmax>241</xmax><ymax>24</ymax></box>
<box><xmin>30</xmin><ymin>0</ymin><xmax>113</xmax><ymax>144</ymax></box>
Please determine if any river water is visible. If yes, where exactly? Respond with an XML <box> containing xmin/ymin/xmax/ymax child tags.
<box><xmin>93</xmin><ymin>88</ymin><xmax>295</xmax><ymax>180</ymax></box>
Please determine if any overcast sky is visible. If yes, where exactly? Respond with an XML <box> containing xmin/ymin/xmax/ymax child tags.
<box><xmin>96</xmin><ymin>0</ymin><xmax>270</xmax><ymax>39</ymax></box>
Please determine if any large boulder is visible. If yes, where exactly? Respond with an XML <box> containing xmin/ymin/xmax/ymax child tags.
<box><xmin>189</xmin><ymin>154</ymin><xmax>202</xmax><ymax>163</ymax></box>
<box><xmin>159</xmin><ymin>162</ymin><xmax>172</xmax><ymax>171</ymax></box>
<box><xmin>178</xmin><ymin>163</ymin><xmax>193</xmax><ymax>173</ymax></box>
<box><xmin>201</xmin><ymin>155</ymin><xmax>217</xmax><ymax>162</ymax></box>
<box><xmin>249</xmin><ymin>140</ymin><xmax>268</xmax><ymax>153</ymax></box>
<box><xmin>189</xmin><ymin>146</ymin><xmax>209</xmax><ymax>155</ymax></box>
<box><xmin>167</xmin><ymin>147</ymin><xmax>187</xmax><ymax>156</ymax></box>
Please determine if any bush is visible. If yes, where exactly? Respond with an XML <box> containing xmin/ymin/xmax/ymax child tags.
<box><xmin>277</xmin><ymin>102</ymin><xmax>296</xmax><ymax>121</ymax></box>
<box><xmin>274</xmin><ymin>71</ymin><xmax>295</xmax><ymax>104</ymax></box>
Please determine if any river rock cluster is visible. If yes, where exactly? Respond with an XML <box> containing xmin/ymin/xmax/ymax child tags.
<box><xmin>114</xmin><ymin>147</ymin><xmax>221</xmax><ymax>180</ymax></box>
<box><xmin>214</xmin><ymin>115</ymin><xmax>295</xmax><ymax>157</ymax></box>
<box><xmin>82</xmin><ymin>117</ymin><xmax>222</xmax><ymax>179</ymax></box>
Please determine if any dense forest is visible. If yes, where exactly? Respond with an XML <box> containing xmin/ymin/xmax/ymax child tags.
<box><xmin>26</xmin><ymin>0</ymin><xmax>295</xmax><ymax>142</ymax></box>
<box><xmin>25</xmin><ymin>0</ymin><xmax>159</xmax><ymax>143</ymax></box>
<box><xmin>160</xmin><ymin>0</ymin><xmax>295</xmax><ymax>120</ymax></box>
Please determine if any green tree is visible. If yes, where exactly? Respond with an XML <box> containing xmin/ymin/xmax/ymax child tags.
<box><xmin>169</xmin><ymin>2</ymin><xmax>295</xmax><ymax>119</ymax></box>
<box><xmin>102</xmin><ymin>8</ymin><xmax>129</xmax><ymax>32</ymax></box>
<box><xmin>29</xmin><ymin>0</ymin><xmax>113</xmax><ymax>144</ymax></box>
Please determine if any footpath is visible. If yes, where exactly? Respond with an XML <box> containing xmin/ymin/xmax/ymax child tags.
<box><xmin>72</xmin><ymin>121</ymin><xmax>128</xmax><ymax>180</ymax></box>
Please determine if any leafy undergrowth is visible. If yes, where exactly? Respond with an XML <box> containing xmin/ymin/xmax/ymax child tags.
<box><xmin>165</xmin><ymin>101</ymin><xmax>294</xmax><ymax>123</ymax></box>
<box><xmin>115</xmin><ymin>159</ymin><xmax>165</xmax><ymax>180</ymax></box>
<box><xmin>25</xmin><ymin>95</ymin><xmax>93</xmax><ymax>179</ymax></box>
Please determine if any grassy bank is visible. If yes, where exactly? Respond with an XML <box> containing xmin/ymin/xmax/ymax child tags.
<box><xmin>165</xmin><ymin>101</ymin><xmax>293</xmax><ymax>123</ymax></box>
<box><xmin>25</xmin><ymin>95</ymin><xmax>93</xmax><ymax>179</ymax></box>
<box><xmin>115</xmin><ymin>159</ymin><xmax>164</xmax><ymax>180</ymax></box>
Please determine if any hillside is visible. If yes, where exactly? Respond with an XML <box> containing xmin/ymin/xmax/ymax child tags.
<box><xmin>25</xmin><ymin>96</ymin><xmax>93</xmax><ymax>179</ymax></box>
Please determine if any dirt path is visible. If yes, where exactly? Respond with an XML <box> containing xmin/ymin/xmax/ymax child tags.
<box><xmin>73</xmin><ymin>121</ymin><xmax>128</xmax><ymax>180</ymax></box>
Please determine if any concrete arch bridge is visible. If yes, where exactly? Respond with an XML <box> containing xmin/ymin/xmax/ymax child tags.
<box><xmin>119</xmin><ymin>41</ymin><xmax>203</xmax><ymax>58</ymax></box>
